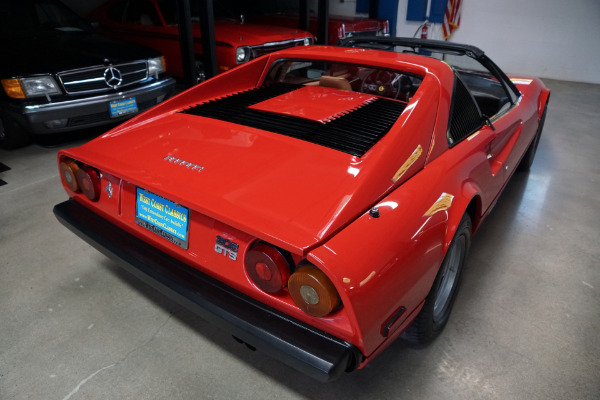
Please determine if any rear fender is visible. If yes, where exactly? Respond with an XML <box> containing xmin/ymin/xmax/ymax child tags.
<box><xmin>307</xmin><ymin>173</ymin><xmax>482</xmax><ymax>356</ymax></box>
<box><xmin>538</xmin><ymin>89</ymin><xmax>551</xmax><ymax>119</ymax></box>
<box><xmin>443</xmin><ymin>181</ymin><xmax>481</xmax><ymax>250</ymax></box>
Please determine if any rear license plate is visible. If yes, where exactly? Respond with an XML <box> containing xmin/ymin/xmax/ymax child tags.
<box><xmin>109</xmin><ymin>97</ymin><xmax>138</xmax><ymax>118</ymax></box>
<box><xmin>135</xmin><ymin>188</ymin><xmax>189</xmax><ymax>249</ymax></box>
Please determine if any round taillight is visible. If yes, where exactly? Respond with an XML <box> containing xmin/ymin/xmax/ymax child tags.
<box><xmin>244</xmin><ymin>243</ymin><xmax>291</xmax><ymax>293</ymax></box>
<box><xmin>288</xmin><ymin>265</ymin><xmax>341</xmax><ymax>317</ymax></box>
<box><xmin>59</xmin><ymin>158</ymin><xmax>80</xmax><ymax>192</ymax></box>
<box><xmin>76</xmin><ymin>166</ymin><xmax>101</xmax><ymax>201</ymax></box>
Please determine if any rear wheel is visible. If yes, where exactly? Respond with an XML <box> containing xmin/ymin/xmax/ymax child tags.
<box><xmin>0</xmin><ymin>114</ymin><xmax>31</xmax><ymax>149</ymax></box>
<box><xmin>402</xmin><ymin>214</ymin><xmax>472</xmax><ymax>345</ymax></box>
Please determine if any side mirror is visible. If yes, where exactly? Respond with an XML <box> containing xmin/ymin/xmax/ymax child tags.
<box><xmin>482</xmin><ymin>115</ymin><xmax>495</xmax><ymax>131</ymax></box>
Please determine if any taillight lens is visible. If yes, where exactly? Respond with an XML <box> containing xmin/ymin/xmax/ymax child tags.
<box><xmin>288</xmin><ymin>265</ymin><xmax>341</xmax><ymax>317</ymax></box>
<box><xmin>59</xmin><ymin>158</ymin><xmax>80</xmax><ymax>192</ymax></box>
<box><xmin>76</xmin><ymin>165</ymin><xmax>101</xmax><ymax>201</ymax></box>
<box><xmin>244</xmin><ymin>243</ymin><xmax>291</xmax><ymax>293</ymax></box>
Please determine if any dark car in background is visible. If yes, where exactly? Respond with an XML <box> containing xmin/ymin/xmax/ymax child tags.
<box><xmin>0</xmin><ymin>0</ymin><xmax>176</xmax><ymax>149</ymax></box>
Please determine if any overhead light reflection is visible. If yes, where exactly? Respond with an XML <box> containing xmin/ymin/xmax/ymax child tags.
<box><xmin>347</xmin><ymin>166</ymin><xmax>360</xmax><ymax>176</ymax></box>
<box><xmin>378</xmin><ymin>201</ymin><xmax>398</xmax><ymax>210</ymax></box>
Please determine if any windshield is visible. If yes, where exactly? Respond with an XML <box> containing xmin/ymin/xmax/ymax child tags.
<box><xmin>264</xmin><ymin>59</ymin><xmax>423</xmax><ymax>102</ymax></box>
<box><xmin>0</xmin><ymin>0</ymin><xmax>91</xmax><ymax>37</ymax></box>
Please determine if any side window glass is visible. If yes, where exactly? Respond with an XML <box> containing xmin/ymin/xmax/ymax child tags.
<box><xmin>432</xmin><ymin>53</ymin><xmax>515</xmax><ymax>119</ymax></box>
<box><xmin>448</xmin><ymin>76</ymin><xmax>482</xmax><ymax>146</ymax></box>
<box><xmin>457</xmin><ymin>70</ymin><xmax>512</xmax><ymax>118</ymax></box>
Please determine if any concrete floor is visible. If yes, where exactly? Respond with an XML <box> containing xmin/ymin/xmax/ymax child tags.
<box><xmin>1</xmin><ymin>79</ymin><xmax>599</xmax><ymax>399</ymax></box>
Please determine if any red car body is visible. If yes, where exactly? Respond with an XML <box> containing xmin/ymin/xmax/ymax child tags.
<box><xmin>54</xmin><ymin>38</ymin><xmax>550</xmax><ymax>381</ymax></box>
<box><xmin>248</xmin><ymin>12</ymin><xmax>389</xmax><ymax>45</ymax></box>
<box><xmin>221</xmin><ymin>0</ymin><xmax>388</xmax><ymax>45</ymax></box>
<box><xmin>90</xmin><ymin>0</ymin><xmax>314</xmax><ymax>79</ymax></box>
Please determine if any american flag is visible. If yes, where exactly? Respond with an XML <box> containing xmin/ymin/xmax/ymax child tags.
<box><xmin>442</xmin><ymin>0</ymin><xmax>462</xmax><ymax>39</ymax></box>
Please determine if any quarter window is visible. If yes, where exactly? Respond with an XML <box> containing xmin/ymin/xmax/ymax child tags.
<box><xmin>447</xmin><ymin>76</ymin><xmax>482</xmax><ymax>146</ymax></box>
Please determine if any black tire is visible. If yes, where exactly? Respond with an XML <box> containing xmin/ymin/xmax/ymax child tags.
<box><xmin>0</xmin><ymin>114</ymin><xmax>31</xmax><ymax>150</ymax></box>
<box><xmin>518</xmin><ymin>102</ymin><xmax>548</xmax><ymax>172</ymax></box>
<box><xmin>402</xmin><ymin>214</ymin><xmax>472</xmax><ymax>345</ymax></box>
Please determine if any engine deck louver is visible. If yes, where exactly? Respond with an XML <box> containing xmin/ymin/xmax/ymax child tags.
<box><xmin>180</xmin><ymin>84</ymin><xmax>407</xmax><ymax>157</ymax></box>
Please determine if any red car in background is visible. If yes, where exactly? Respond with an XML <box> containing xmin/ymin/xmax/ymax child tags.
<box><xmin>54</xmin><ymin>38</ymin><xmax>549</xmax><ymax>381</ymax></box>
<box><xmin>249</xmin><ymin>13</ymin><xmax>389</xmax><ymax>45</ymax></box>
<box><xmin>232</xmin><ymin>0</ymin><xmax>389</xmax><ymax>45</ymax></box>
<box><xmin>90</xmin><ymin>0</ymin><xmax>314</xmax><ymax>81</ymax></box>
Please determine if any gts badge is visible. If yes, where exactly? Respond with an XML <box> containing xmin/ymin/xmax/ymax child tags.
<box><xmin>215</xmin><ymin>235</ymin><xmax>239</xmax><ymax>261</ymax></box>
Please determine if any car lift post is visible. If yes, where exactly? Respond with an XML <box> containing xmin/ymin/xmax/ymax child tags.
<box><xmin>317</xmin><ymin>0</ymin><xmax>329</xmax><ymax>45</ymax></box>
<box><xmin>369</xmin><ymin>0</ymin><xmax>379</xmax><ymax>19</ymax></box>
<box><xmin>177</xmin><ymin>0</ymin><xmax>218</xmax><ymax>87</ymax></box>
<box><xmin>197</xmin><ymin>0</ymin><xmax>218</xmax><ymax>80</ymax></box>
<box><xmin>177</xmin><ymin>0</ymin><xmax>196</xmax><ymax>88</ymax></box>
<box><xmin>299</xmin><ymin>0</ymin><xmax>309</xmax><ymax>32</ymax></box>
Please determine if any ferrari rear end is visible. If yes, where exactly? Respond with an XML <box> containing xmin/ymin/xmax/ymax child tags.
<box><xmin>54</xmin><ymin>197</ymin><xmax>361</xmax><ymax>381</ymax></box>
<box><xmin>53</xmin><ymin>44</ymin><xmax>454</xmax><ymax>381</ymax></box>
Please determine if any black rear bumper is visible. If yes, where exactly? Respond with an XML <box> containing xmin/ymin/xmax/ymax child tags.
<box><xmin>53</xmin><ymin>199</ymin><xmax>361</xmax><ymax>382</ymax></box>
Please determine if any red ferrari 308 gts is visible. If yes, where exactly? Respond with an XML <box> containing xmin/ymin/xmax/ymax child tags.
<box><xmin>54</xmin><ymin>37</ymin><xmax>550</xmax><ymax>382</ymax></box>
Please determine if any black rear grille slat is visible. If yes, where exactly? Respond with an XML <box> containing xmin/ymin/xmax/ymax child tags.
<box><xmin>199</xmin><ymin>83</ymin><xmax>299</xmax><ymax>109</ymax></box>
<box><xmin>181</xmin><ymin>84</ymin><xmax>406</xmax><ymax>157</ymax></box>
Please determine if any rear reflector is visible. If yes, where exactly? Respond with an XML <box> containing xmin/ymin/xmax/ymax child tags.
<box><xmin>76</xmin><ymin>166</ymin><xmax>101</xmax><ymax>201</ymax></box>
<box><xmin>59</xmin><ymin>158</ymin><xmax>80</xmax><ymax>192</ymax></box>
<box><xmin>288</xmin><ymin>265</ymin><xmax>341</xmax><ymax>317</ymax></box>
<box><xmin>244</xmin><ymin>243</ymin><xmax>291</xmax><ymax>293</ymax></box>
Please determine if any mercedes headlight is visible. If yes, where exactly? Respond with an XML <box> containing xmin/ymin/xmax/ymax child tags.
<box><xmin>148</xmin><ymin>56</ymin><xmax>166</xmax><ymax>75</ymax></box>
<box><xmin>22</xmin><ymin>76</ymin><xmax>62</xmax><ymax>97</ymax></box>
<box><xmin>1</xmin><ymin>76</ymin><xmax>61</xmax><ymax>99</ymax></box>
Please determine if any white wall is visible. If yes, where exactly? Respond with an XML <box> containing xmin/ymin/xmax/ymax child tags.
<box><xmin>311</xmin><ymin>0</ymin><xmax>600</xmax><ymax>84</ymax></box>
<box><xmin>395</xmin><ymin>0</ymin><xmax>600</xmax><ymax>84</ymax></box>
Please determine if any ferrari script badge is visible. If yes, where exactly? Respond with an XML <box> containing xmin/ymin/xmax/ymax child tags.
<box><xmin>163</xmin><ymin>155</ymin><xmax>204</xmax><ymax>172</ymax></box>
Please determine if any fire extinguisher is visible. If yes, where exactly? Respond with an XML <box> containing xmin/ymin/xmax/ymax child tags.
<box><xmin>421</xmin><ymin>22</ymin><xmax>429</xmax><ymax>39</ymax></box>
